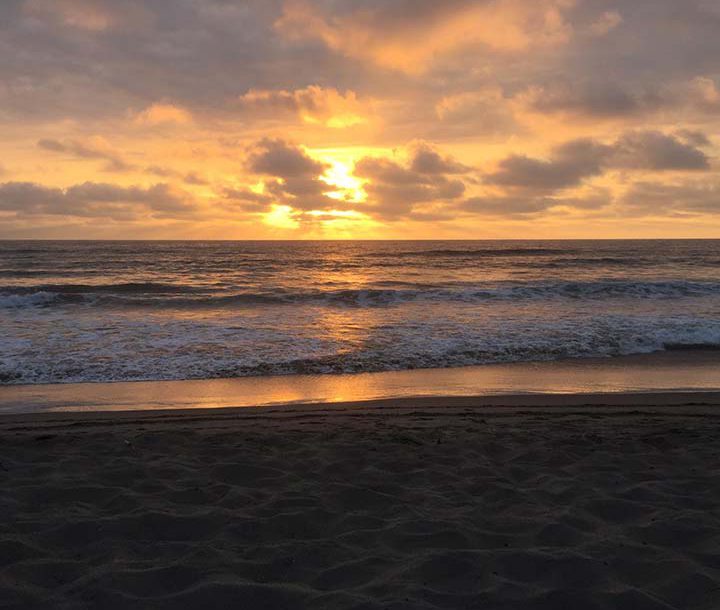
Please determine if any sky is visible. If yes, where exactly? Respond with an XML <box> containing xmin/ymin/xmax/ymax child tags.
<box><xmin>2</xmin><ymin>0</ymin><xmax>720</xmax><ymax>239</ymax></box>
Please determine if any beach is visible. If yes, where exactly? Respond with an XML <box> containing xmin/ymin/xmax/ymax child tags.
<box><xmin>5</xmin><ymin>0</ymin><xmax>720</xmax><ymax>605</ymax></box>
<box><xmin>3</xmin><ymin>238</ymin><xmax>720</xmax><ymax>607</ymax></box>
<box><xmin>2</xmin><ymin>394</ymin><xmax>720</xmax><ymax>609</ymax></box>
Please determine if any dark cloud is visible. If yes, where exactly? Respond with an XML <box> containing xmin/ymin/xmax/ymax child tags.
<box><xmin>556</xmin><ymin>1</ymin><xmax>720</xmax><ymax>99</ymax></box>
<box><xmin>410</xmin><ymin>143</ymin><xmax>472</xmax><ymax>174</ymax></box>
<box><xmin>221</xmin><ymin>187</ymin><xmax>273</xmax><ymax>212</ymax></box>
<box><xmin>454</xmin><ymin>129</ymin><xmax>712</xmax><ymax>219</ymax></box>
<box><xmin>0</xmin><ymin>0</ymin><xmax>717</xmax><ymax>129</ymax></box>
<box><xmin>525</xmin><ymin>82</ymin><xmax>665</xmax><ymax>118</ymax></box>
<box><xmin>236</xmin><ymin>85</ymin><xmax>366</xmax><ymax>127</ymax></box>
<box><xmin>246</xmin><ymin>138</ymin><xmax>340</xmax><ymax>211</ymax></box>
<box><xmin>0</xmin><ymin>180</ymin><xmax>196</xmax><ymax>219</ymax></box>
<box><xmin>143</xmin><ymin>166</ymin><xmax>209</xmax><ymax>185</ymax></box>
<box><xmin>486</xmin><ymin>131</ymin><xmax>711</xmax><ymax>194</ymax></box>
<box><xmin>349</xmin><ymin>134</ymin><xmax>710</xmax><ymax>221</ymax></box>
<box><xmin>622</xmin><ymin>180</ymin><xmax>720</xmax><ymax>216</ymax></box>
<box><xmin>611</xmin><ymin>131</ymin><xmax>711</xmax><ymax>171</ymax></box>
<box><xmin>459</xmin><ymin>195</ymin><xmax>556</xmax><ymax>217</ymax></box>
<box><xmin>675</xmin><ymin>129</ymin><xmax>712</xmax><ymax>147</ymax></box>
<box><xmin>458</xmin><ymin>187</ymin><xmax>612</xmax><ymax>218</ymax></box>
<box><xmin>0</xmin><ymin>0</ymin><xmax>369</xmax><ymax>122</ymax></box>
<box><xmin>523</xmin><ymin>77</ymin><xmax>720</xmax><ymax>120</ymax></box>
<box><xmin>355</xmin><ymin>145</ymin><xmax>468</xmax><ymax>218</ymax></box>
<box><xmin>145</xmin><ymin>165</ymin><xmax>178</xmax><ymax>178</ymax></box>
<box><xmin>689</xmin><ymin>77</ymin><xmax>720</xmax><ymax>114</ymax></box>
<box><xmin>276</xmin><ymin>0</ymin><xmax>576</xmax><ymax>73</ymax></box>
<box><xmin>37</xmin><ymin>138</ymin><xmax>134</xmax><ymax>172</ymax></box>
<box><xmin>430</xmin><ymin>89</ymin><xmax>518</xmax><ymax>138</ymax></box>
<box><xmin>485</xmin><ymin>139</ymin><xmax>611</xmax><ymax>191</ymax></box>
<box><xmin>183</xmin><ymin>172</ymin><xmax>209</xmax><ymax>186</ymax></box>
<box><xmin>248</xmin><ymin>138</ymin><xmax>328</xmax><ymax>177</ymax></box>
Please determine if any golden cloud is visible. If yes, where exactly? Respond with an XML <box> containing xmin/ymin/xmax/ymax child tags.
<box><xmin>275</xmin><ymin>0</ymin><xmax>575</xmax><ymax>73</ymax></box>
<box><xmin>134</xmin><ymin>103</ymin><xmax>193</xmax><ymax>126</ymax></box>
<box><xmin>238</xmin><ymin>86</ymin><xmax>369</xmax><ymax>128</ymax></box>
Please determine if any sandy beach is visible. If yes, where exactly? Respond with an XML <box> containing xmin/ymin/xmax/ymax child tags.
<box><xmin>2</xmin><ymin>394</ymin><xmax>720</xmax><ymax>609</ymax></box>
<box><xmin>5</xmin><ymin>0</ymin><xmax>720</xmax><ymax>605</ymax></box>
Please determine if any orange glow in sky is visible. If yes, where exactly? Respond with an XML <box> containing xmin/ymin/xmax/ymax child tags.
<box><xmin>2</xmin><ymin>1</ymin><xmax>720</xmax><ymax>238</ymax></box>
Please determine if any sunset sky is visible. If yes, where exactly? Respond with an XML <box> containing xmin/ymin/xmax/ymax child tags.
<box><xmin>2</xmin><ymin>0</ymin><xmax>720</xmax><ymax>239</ymax></box>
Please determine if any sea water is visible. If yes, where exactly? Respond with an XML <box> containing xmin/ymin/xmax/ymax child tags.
<box><xmin>2</xmin><ymin>240</ymin><xmax>719</xmax><ymax>385</ymax></box>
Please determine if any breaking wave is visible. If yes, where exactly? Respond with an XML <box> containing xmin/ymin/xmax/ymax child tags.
<box><xmin>2</xmin><ymin>321</ymin><xmax>719</xmax><ymax>385</ymax></box>
<box><xmin>3</xmin><ymin>279</ymin><xmax>720</xmax><ymax>310</ymax></box>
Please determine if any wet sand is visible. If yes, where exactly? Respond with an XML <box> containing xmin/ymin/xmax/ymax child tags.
<box><xmin>2</xmin><ymin>349</ymin><xmax>720</xmax><ymax>414</ymax></box>
<box><xmin>2</xmin><ymin>394</ymin><xmax>720</xmax><ymax>609</ymax></box>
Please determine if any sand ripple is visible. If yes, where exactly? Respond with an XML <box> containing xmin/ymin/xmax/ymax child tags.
<box><xmin>1</xmin><ymin>406</ymin><xmax>719</xmax><ymax>609</ymax></box>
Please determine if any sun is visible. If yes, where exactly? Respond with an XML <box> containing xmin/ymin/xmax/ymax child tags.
<box><xmin>320</xmin><ymin>159</ymin><xmax>367</xmax><ymax>203</ymax></box>
<box><xmin>259</xmin><ymin>148</ymin><xmax>386</xmax><ymax>235</ymax></box>
<box><xmin>262</xmin><ymin>204</ymin><xmax>299</xmax><ymax>229</ymax></box>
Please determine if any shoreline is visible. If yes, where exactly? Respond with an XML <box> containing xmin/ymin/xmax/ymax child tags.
<box><xmin>1</xmin><ymin>349</ymin><xmax>719</xmax><ymax>415</ymax></box>
<box><xmin>0</xmin><ymin>391</ymin><xmax>720</xmax><ymax>435</ymax></box>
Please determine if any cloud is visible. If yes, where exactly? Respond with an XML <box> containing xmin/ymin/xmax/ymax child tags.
<box><xmin>674</xmin><ymin>129</ymin><xmax>711</xmax><ymax>147</ymax></box>
<box><xmin>237</xmin><ymin>86</ymin><xmax>368</xmax><ymax>128</ymax></box>
<box><xmin>434</xmin><ymin>89</ymin><xmax>517</xmax><ymax>135</ymax></box>
<box><xmin>612</xmin><ymin>131</ymin><xmax>711</xmax><ymax>171</ymax></box>
<box><xmin>3</xmin><ymin>0</ymin><xmax>720</xmax><ymax>236</ymax></box>
<box><xmin>354</xmin><ymin>144</ymin><xmax>469</xmax><ymax>218</ymax></box>
<box><xmin>587</xmin><ymin>10</ymin><xmax>623</xmax><ymax>37</ymax></box>
<box><xmin>221</xmin><ymin>187</ymin><xmax>274</xmax><ymax>213</ymax></box>
<box><xmin>485</xmin><ymin>131</ymin><xmax>711</xmax><ymax>193</ymax></box>
<box><xmin>689</xmin><ymin>77</ymin><xmax>720</xmax><ymax>113</ymax></box>
<box><xmin>459</xmin><ymin>194</ymin><xmax>557</xmax><ymax>216</ymax></box>
<box><xmin>133</xmin><ymin>103</ymin><xmax>193</xmax><ymax>126</ymax></box>
<box><xmin>0</xmin><ymin>181</ymin><xmax>197</xmax><ymax>220</ymax></box>
<box><xmin>24</xmin><ymin>0</ymin><xmax>117</xmax><ymax>31</ymax></box>
<box><xmin>248</xmin><ymin>138</ymin><xmax>328</xmax><ymax>178</ymax></box>
<box><xmin>37</xmin><ymin>138</ymin><xmax>134</xmax><ymax>172</ymax></box>
<box><xmin>522</xmin><ymin>82</ymin><xmax>664</xmax><ymax>118</ymax></box>
<box><xmin>144</xmin><ymin>165</ymin><xmax>210</xmax><ymax>186</ymax></box>
<box><xmin>183</xmin><ymin>172</ymin><xmax>208</xmax><ymax>186</ymax></box>
<box><xmin>145</xmin><ymin>165</ymin><xmax>179</xmax><ymax>178</ymax></box>
<box><xmin>275</xmin><ymin>0</ymin><xmax>575</xmax><ymax>73</ymax></box>
<box><xmin>459</xmin><ymin>187</ymin><xmax>613</xmax><ymax>217</ymax></box>
<box><xmin>466</xmin><ymin>131</ymin><xmax>711</xmax><ymax>219</ymax></box>
<box><xmin>410</xmin><ymin>143</ymin><xmax>473</xmax><ymax>174</ymax></box>
<box><xmin>485</xmin><ymin>139</ymin><xmax>611</xmax><ymax>191</ymax></box>
<box><xmin>621</xmin><ymin>180</ymin><xmax>720</xmax><ymax>216</ymax></box>
<box><xmin>246</xmin><ymin>138</ymin><xmax>339</xmax><ymax>211</ymax></box>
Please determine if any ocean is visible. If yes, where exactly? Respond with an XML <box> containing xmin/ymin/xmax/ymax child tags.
<box><xmin>1</xmin><ymin>240</ymin><xmax>719</xmax><ymax>386</ymax></box>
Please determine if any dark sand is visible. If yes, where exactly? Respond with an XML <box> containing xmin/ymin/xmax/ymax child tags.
<box><xmin>2</xmin><ymin>394</ymin><xmax>720</xmax><ymax>609</ymax></box>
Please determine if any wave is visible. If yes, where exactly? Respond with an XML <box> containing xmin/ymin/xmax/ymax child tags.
<box><xmin>2</xmin><ymin>325</ymin><xmax>719</xmax><ymax>385</ymax></box>
<box><xmin>0</xmin><ymin>282</ymin><xmax>206</xmax><ymax>308</ymax></box>
<box><xmin>0</xmin><ymin>291</ymin><xmax>77</xmax><ymax>309</ymax></box>
<box><xmin>3</xmin><ymin>279</ymin><xmax>720</xmax><ymax>309</ymax></box>
<box><xmin>662</xmin><ymin>342</ymin><xmax>720</xmax><ymax>351</ymax></box>
<box><xmin>367</xmin><ymin>247</ymin><xmax>570</xmax><ymax>258</ymax></box>
<box><xmin>522</xmin><ymin>257</ymin><xmax>646</xmax><ymax>268</ymax></box>
<box><xmin>0</xmin><ymin>282</ymin><xmax>203</xmax><ymax>294</ymax></box>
